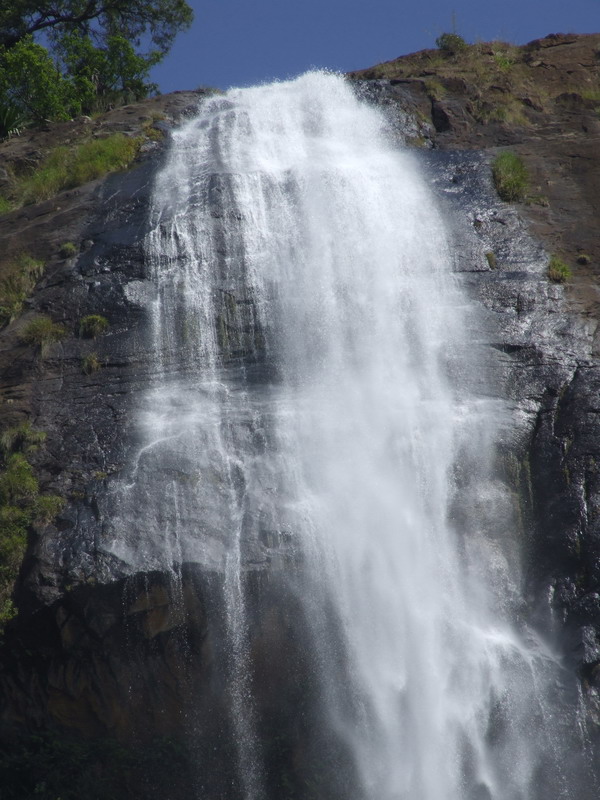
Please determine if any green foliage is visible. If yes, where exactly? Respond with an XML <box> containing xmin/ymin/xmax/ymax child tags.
<box><xmin>19</xmin><ymin>315</ymin><xmax>67</xmax><ymax>352</ymax></box>
<box><xmin>57</xmin><ymin>31</ymin><xmax>160</xmax><ymax>112</ymax></box>
<box><xmin>491</xmin><ymin>151</ymin><xmax>529</xmax><ymax>202</ymax></box>
<box><xmin>0</xmin><ymin>252</ymin><xmax>44</xmax><ymax>326</ymax></box>
<box><xmin>82</xmin><ymin>352</ymin><xmax>102</xmax><ymax>374</ymax></box>
<box><xmin>0</xmin><ymin>454</ymin><xmax>38</xmax><ymax>505</ymax></box>
<box><xmin>493</xmin><ymin>51</ymin><xmax>514</xmax><ymax>71</ymax></box>
<box><xmin>0</xmin><ymin>37</ymin><xmax>81</xmax><ymax>123</ymax></box>
<box><xmin>0</xmin><ymin>1</ymin><xmax>194</xmax><ymax>54</ymax></box>
<box><xmin>0</xmin><ymin>421</ymin><xmax>46</xmax><ymax>457</ymax></box>
<box><xmin>59</xmin><ymin>241</ymin><xmax>77</xmax><ymax>258</ymax></box>
<box><xmin>142</xmin><ymin>118</ymin><xmax>165</xmax><ymax>140</ymax></box>
<box><xmin>581</xmin><ymin>87</ymin><xmax>600</xmax><ymax>102</ymax></box>
<box><xmin>548</xmin><ymin>255</ymin><xmax>571</xmax><ymax>283</ymax></box>
<box><xmin>6</xmin><ymin>133</ymin><xmax>141</xmax><ymax>207</ymax></box>
<box><xmin>34</xmin><ymin>494</ymin><xmax>65</xmax><ymax>525</ymax></box>
<box><xmin>0</xmin><ymin>422</ymin><xmax>62</xmax><ymax>627</ymax></box>
<box><xmin>0</xmin><ymin>98</ymin><xmax>28</xmax><ymax>139</ymax></box>
<box><xmin>0</xmin><ymin>1</ymin><xmax>193</xmax><ymax>123</ymax></box>
<box><xmin>79</xmin><ymin>314</ymin><xmax>109</xmax><ymax>338</ymax></box>
<box><xmin>436</xmin><ymin>32</ymin><xmax>468</xmax><ymax>54</ymax></box>
<box><xmin>423</xmin><ymin>78</ymin><xmax>445</xmax><ymax>100</ymax></box>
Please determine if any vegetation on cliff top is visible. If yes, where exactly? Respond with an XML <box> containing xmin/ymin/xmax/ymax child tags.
<box><xmin>0</xmin><ymin>132</ymin><xmax>143</xmax><ymax>212</ymax></box>
<box><xmin>0</xmin><ymin>0</ymin><xmax>193</xmax><ymax>133</ymax></box>
<box><xmin>349</xmin><ymin>34</ymin><xmax>600</xmax><ymax>127</ymax></box>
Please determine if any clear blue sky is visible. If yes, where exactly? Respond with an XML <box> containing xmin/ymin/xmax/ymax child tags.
<box><xmin>150</xmin><ymin>0</ymin><xmax>599</xmax><ymax>93</ymax></box>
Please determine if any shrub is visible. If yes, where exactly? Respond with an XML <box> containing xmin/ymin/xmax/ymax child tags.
<box><xmin>0</xmin><ymin>100</ymin><xmax>28</xmax><ymax>140</ymax></box>
<box><xmin>82</xmin><ymin>352</ymin><xmax>102</xmax><ymax>374</ymax></box>
<box><xmin>0</xmin><ymin>253</ymin><xmax>44</xmax><ymax>326</ymax></box>
<box><xmin>0</xmin><ymin>37</ymin><xmax>78</xmax><ymax>125</ymax></box>
<box><xmin>59</xmin><ymin>241</ymin><xmax>78</xmax><ymax>258</ymax></box>
<box><xmin>34</xmin><ymin>495</ymin><xmax>65</xmax><ymax>525</ymax></box>
<box><xmin>436</xmin><ymin>32</ymin><xmax>468</xmax><ymax>54</ymax></box>
<box><xmin>0</xmin><ymin>422</ymin><xmax>46</xmax><ymax>455</ymax></box>
<box><xmin>492</xmin><ymin>151</ymin><xmax>528</xmax><ymax>202</ymax></box>
<box><xmin>79</xmin><ymin>314</ymin><xmax>109</xmax><ymax>338</ymax></box>
<box><xmin>0</xmin><ymin>454</ymin><xmax>38</xmax><ymax>505</ymax></box>
<box><xmin>548</xmin><ymin>255</ymin><xmax>571</xmax><ymax>283</ymax></box>
<box><xmin>19</xmin><ymin>315</ymin><xmax>67</xmax><ymax>352</ymax></box>
<box><xmin>0</xmin><ymin>422</ymin><xmax>64</xmax><ymax>628</ymax></box>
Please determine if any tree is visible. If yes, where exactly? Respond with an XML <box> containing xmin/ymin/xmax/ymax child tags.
<box><xmin>0</xmin><ymin>1</ymin><xmax>193</xmax><ymax>56</ymax></box>
<box><xmin>0</xmin><ymin>0</ymin><xmax>193</xmax><ymax>126</ymax></box>
<box><xmin>0</xmin><ymin>37</ymin><xmax>78</xmax><ymax>123</ymax></box>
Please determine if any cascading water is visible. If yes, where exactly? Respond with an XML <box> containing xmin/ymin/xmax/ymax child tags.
<box><xmin>109</xmin><ymin>72</ymin><xmax>591</xmax><ymax>799</ymax></box>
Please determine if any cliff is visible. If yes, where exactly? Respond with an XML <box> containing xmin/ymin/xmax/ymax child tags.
<box><xmin>0</xmin><ymin>32</ymin><xmax>600</xmax><ymax>797</ymax></box>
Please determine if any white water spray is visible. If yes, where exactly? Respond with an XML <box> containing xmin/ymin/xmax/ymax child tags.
<box><xmin>113</xmin><ymin>72</ymin><xmax>583</xmax><ymax>799</ymax></box>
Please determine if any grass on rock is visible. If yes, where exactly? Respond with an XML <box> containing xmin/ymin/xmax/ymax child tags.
<box><xmin>19</xmin><ymin>315</ymin><xmax>67</xmax><ymax>352</ymax></box>
<box><xmin>548</xmin><ymin>255</ymin><xmax>571</xmax><ymax>283</ymax></box>
<box><xmin>0</xmin><ymin>422</ymin><xmax>64</xmax><ymax>627</ymax></box>
<box><xmin>492</xmin><ymin>151</ymin><xmax>528</xmax><ymax>202</ymax></box>
<box><xmin>0</xmin><ymin>133</ymin><xmax>142</xmax><ymax>211</ymax></box>
<box><xmin>0</xmin><ymin>253</ymin><xmax>44</xmax><ymax>327</ymax></box>
<box><xmin>79</xmin><ymin>314</ymin><xmax>109</xmax><ymax>338</ymax></box>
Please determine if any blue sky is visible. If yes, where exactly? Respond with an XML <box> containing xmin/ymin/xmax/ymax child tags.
<box><xmin>150</xmin><ymin>0</ymin><xmax>600</xmax><ymax>93</ymax></box>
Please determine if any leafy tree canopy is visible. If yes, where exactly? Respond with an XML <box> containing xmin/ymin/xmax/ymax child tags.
<box><xmin>0</xmin><ymin>0</ymin><xmax>193</xmax><ymax>55</ymax></box>
<box><xmin>0</xmin><ymin>0</ymin><xmax>193</xmax><ymax>130</ymax></box>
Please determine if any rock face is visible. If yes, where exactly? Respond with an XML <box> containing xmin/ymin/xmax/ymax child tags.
<box><xmin>1</xmin><ymin>32</ymin><xmax>600</xmax><ymax>796</ymax></box>
<box><xmin>351</xmin><ymin>33</ymin><xmax>600</xmax><ymax>280</ymax></box>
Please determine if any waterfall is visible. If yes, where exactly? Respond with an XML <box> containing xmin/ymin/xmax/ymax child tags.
<box><xmin>111</xmin><ymin>72</ymin><xmax>587</xmax><ymax>799</ymax></box>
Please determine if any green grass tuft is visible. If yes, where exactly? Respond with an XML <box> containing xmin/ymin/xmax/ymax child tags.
<box><xmin>0</xmin><ymin>422</ymin><xmax>63</xmax><ymax>628</ymax></box>
<box><xmin>34</xmin><ymin>495</ymin><xmax>65</xmax><ymax>525</ymax></box>
<box><xmin>59</xmin><ymin>241</ymin><xmax>78</xmax><ymax>259</ymax></box>
<box><xmin>424</xmin><ymin>78</ymin><xmax>446</xmax><ymax>100</ymax></box>
<box><xmin>82</xmin><ymin>352</ymin><xmax>102</xmax><ymax>374</ymax></box>
<box><xmin>0</xmin><ymin>253</ymin><xmax>45</xmax><ymax>327</ymax></box>
<box><xmin>79</xmin><ymin>314</ymin><xmax>109</xmax><ymax>338</ymax></box>
<box><xmin>0</xmin><ymin>422</ymin><xmax>46</xmax><ymax>456</ymax></box>
<box><xmin>491</xmin><ymin>151</ymin><xmax>528</xmax><ymax>202</ymax></box>
<box><xmin>548</xmin><ymin>255</ymin><xmax>572</xmax><ymax>283</ymax></box>
<box><xmin>19</xmin><ymin>315</ymin><xmax>67</xmax><ymax>352</ymax></box>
